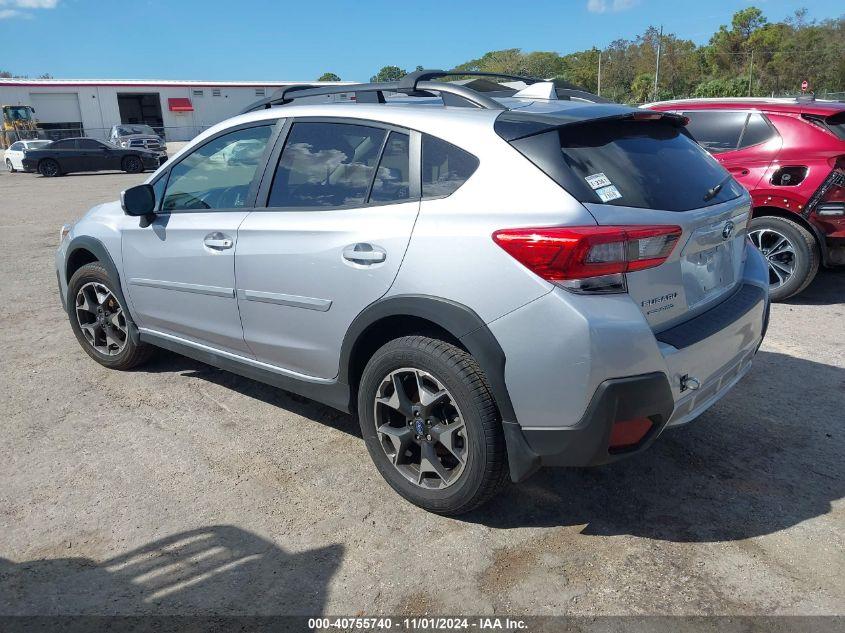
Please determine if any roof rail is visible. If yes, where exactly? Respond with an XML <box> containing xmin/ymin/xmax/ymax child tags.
<box><xmin>240</xmin><ymin>74</ymin><xmax>505</xmax><ymax>114</ymax></box>
<box><xmin>238</xmin><ymin>69</ymin><xmax>604</xmax><ymax>115</ymax></box>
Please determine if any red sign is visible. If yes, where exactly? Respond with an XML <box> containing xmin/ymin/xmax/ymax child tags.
<box><xmin>801</xmin><ymin>80</ymin><xmax>809</xmax><ymax>92</ymax></box>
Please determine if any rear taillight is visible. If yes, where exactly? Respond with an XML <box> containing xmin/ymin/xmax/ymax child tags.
<box><xmin>492</xmin><ymin>225</ymin><xmax>682</xmax><ymax>293</ymax></box>
<box><xmin>814</xmin><ymin>158</ymin><xmax>845</xmax><ymax>217</ymax></box>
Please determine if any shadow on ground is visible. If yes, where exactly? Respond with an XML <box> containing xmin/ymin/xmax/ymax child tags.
<box><xmin>0</xmin><ymin>525</ymin><xmax>343</xmax><ymax>615</ymax></box>
<box><xmin>123</xmin><ymin>274</ymin><xmax>842</xmax><ymax>543</ymax></box>
<box><xmin>783</xmin><ymin>267</ymin><xmax>845</xmax><ymax>306</ymax></box>
<box><xmin>465</xmin><ymin>349</ymin><xmax>844</xmax><ymax>540</ymax></box>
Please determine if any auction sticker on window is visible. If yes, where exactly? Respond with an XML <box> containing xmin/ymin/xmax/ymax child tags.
<box><xmin>595</xmin><ymin>184</ymin><xmax>622</xmax><ymax>202</ymax></box>
<box><xmin>585</xmin><ymin>172</ymin><xmax>612</xmax><ymax>190</ymax></box>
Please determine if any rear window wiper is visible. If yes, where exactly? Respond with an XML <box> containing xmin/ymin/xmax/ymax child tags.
<box><xmin>703</xmin><ymin>174</ymin><xmax>733</xmax><ymax>202</ymax></box>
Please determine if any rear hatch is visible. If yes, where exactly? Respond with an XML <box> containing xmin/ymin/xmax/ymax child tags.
<box><xmin>499</xmin><ymin>110</ymin><xmax>750</xmax><ymax>330</ymax></box>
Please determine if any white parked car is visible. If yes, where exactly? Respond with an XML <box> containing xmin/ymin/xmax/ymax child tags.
<box><xmin>4</xmin><ymin>139</ymin><xmax>52</xmax><ymax>172</ymax></box>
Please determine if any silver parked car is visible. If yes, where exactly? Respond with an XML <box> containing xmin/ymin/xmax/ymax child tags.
<box><xmin>109</xmin><ymin>124</ymin><xmax>168</xmax><ymax>164</ymax></box>
<box><xmin>56</xmin><ymin>71</ymin><xmax>770</xmax><ymax>514</ymax></box>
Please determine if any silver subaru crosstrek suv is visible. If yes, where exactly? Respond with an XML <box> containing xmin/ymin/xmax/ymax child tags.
<box><xmin>56</xmin><ymin>71</ymin><xmax>770</xmax><ymax>515</ymax></box>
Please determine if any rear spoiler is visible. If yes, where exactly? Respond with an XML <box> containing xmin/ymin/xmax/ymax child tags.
<box><xmin>494</xmin><ymin>107</ymin><xmax>689</xmax><ymax>142</ymax></box>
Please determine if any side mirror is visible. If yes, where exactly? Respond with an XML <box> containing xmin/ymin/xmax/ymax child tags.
<box><xmin>121</xmin><ymin>184</ymin><xmax>156</xmax><ymax>217</ymax></box>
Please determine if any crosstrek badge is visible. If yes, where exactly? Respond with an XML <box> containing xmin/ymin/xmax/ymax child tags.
<box><xmin>595</xmin><ymin>185</ymin><xmax>622</xmax><ymax>202</ymax></box>
<box><xmin>585</xmin><ymin>172</ymin><xmax>612</xmax><ymax>190</ymax></box>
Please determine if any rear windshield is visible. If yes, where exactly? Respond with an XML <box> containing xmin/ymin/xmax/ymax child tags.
<box><xmin>510</xmin><ymin>118</ymin><xmax>745</xmax><ymax>212</ymax></box>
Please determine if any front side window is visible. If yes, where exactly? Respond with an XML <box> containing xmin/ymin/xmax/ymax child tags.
<box><xmin>268</xmin><ymin>122</ymin><xmax>388</xmax><ymax>208</ymax></box>
<box><xmin>9</xmin><ymin>142</ymin><xmax>22</xmax><ymax>151</ymax></box>
<box><xmin>682</xmin><ymin>111</ymin><xmax>748</xmax><ymax>154</ymax></box>
<box><xmin>162</xmin><ymin>125</ymin><xmax>273</xmax><ymax>211</ymax></box>
<box><xmin>421</xmin><ymin>135</ymin><xmax>479</xmax><ymax>198</ymax></box>
<box><xmin>78</xmin><ymin>139</ymin><xmax>102</xmax><ymax>149</ymax></box>
<box><xmin>51</xmin><ymin>140</ymin><xmax>76</xmax><ymax>150</ymax></box>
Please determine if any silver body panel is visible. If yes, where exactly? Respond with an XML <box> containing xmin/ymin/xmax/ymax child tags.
<box><xmin>57</xmin><ymin>98</ymin><xmax>769</xmax><ymax>437</ymax></box>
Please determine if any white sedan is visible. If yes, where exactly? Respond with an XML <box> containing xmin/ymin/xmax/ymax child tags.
<box><xmin>4</xmin><ymin>139</ymin><xmax>52</xmax><ymax>172</ymax></box>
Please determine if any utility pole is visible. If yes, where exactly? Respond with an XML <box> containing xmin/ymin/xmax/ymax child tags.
<box><xmin>653</xmin><ymin>25</ymin><xmax>663</xmax><ymax>102</ymax></box>
<box><xmin>748</xmin><ymin>50</ymin><xmax>754</xmax><ymax>97</ymax></box>
<box><xmin>597</xmin><ymin>49</ymin><xmax>602</xmax><ymax>96</ymax></box>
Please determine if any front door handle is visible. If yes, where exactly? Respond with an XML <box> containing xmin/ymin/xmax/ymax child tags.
<box><xmin>204</xmin><ymin>232</ymin><xmax>233</xmax><ymax>250</ymax></box>
<box><xmin>728</xmin><ymin>167</ymin><xmax>750</xmax><ymax>176</ymax></box>
<box><xmin>343</xmin><ymin>243</ymin><xmax>386</xmax><ymax>264</ymax></box>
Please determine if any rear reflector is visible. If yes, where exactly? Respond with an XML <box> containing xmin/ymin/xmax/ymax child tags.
<box><xmin>492</xmin><ymin>225</ymin><xmax>682</xmax><ymax>283</ymax></box>
<box><xmin>609</xmin><ymin>417</ymin><xmax>653</xmax><ymax>450</ymax></box>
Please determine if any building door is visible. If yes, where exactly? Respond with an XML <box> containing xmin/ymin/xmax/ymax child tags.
<box><xmin>117</xmin><ymin>93</ymin><xmax>164</xmax><ymax>134</ymax></box>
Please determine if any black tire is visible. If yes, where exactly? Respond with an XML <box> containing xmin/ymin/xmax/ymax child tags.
<box><xmin>67</xmin><ymin>262</ymin><xmax>153</xmax><ymax>370</ymax></box>
<box><xmin>122</xmin><ymin>155</ymin><xmax>144</xmax><ymax>174</ymax></box>
<box><xmin>6</xmin><ymin>159</ymin><xmax>15</xmax><ymax>173</ymax></box>
<box><xmin>749</xmin><ymin>216</ymin><xmax>819</xmax><ymax>302</ymax></box>
<box><xmin>357</xmin><ymin>335</ymin><xmax>508</xmax><ymax>515</ymax></box>
<box><xmin>38</xmin><ymin>158</ymin><xmax>61</xmax><ymax>177</ymax></box>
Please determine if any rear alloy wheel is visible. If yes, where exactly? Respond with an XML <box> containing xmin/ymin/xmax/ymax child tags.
<box><xmin>67</xmin><ymin>262</ymin><xmax>153</xmax><ymax>370</ymax></box>
<box><xmin>39</xmin><ymin>158</ymin><xmax>60</xmax><ymax>177</ymax></box>
<box><xmin>358</xmin><ymin>336</ymin><xmax>508</xmax><ymax>515</ymax></box>
<box><xmin>123</xmin><ymin>155</ymin><xmax>143</xmax><ymax>174</ymax></box>
<box><xmin>748</xmin><ymin>216</ymin><xmax>819</xmax><ymax>301</ymax></box>
<box><xmin>6</xmin><ymin>159</ymin><xmax>15</xmax><ymax>173</ymax></box>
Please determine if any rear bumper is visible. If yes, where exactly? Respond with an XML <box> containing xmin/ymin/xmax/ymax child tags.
<box><xmin>493</xmin><ymin>245</ymin><xmax>769</xmax><ymax>482</ymax></box>
<box><xmin>504</xmin><ymin>372</ymin><xmax>675</xmax><ymax>481</ymax></box>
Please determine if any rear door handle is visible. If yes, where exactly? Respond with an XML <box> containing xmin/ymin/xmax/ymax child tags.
<box><xmin>728</xmin><ymin>167</ymin><xmax>749</xmax><ymax>176</ymax></box>
<box><xmin>343</xmin><ymin>243</ymin><xmax>386</xmax><ymax>264</ymax></box>
<box><xmin>204</xmin><ymin>232</ymin><xmax>233</xmax><ymax>250</ymax></box>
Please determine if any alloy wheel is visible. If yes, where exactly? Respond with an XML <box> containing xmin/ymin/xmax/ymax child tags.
<box><xmin>749</xmin><ymin>227</ymin><xmax>796</xmax><ymax>289</ymax></box>
<box><xmin>75</xmin><ymin>282</ymin><xmax>128</xmax><ymax>356</ymax></box>
<box><xmin>373</xmin><ymin>368</ymin><xmax>468</xmax><ymax>490</ymax></box>
<box><xmin>5</xmin><ymin>159</ymin><xmax>13</xmax><ymax>172</ymax></box>
<box><xmin>41</xmin><ymin>161</ymin><xmax>58</xmax><ymax>177</ymax></box>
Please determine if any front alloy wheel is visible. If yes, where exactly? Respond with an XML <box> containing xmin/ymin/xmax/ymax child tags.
<box><xmin>374</xmin><ymin>368</ymin><xmax>468</xmax><ymax>489</ymax></box>
<box><xmin>75</xmin><ymin>282</ymin><xmax>128</xmax><ymax>356</ymax></box>
<box><xmin>67</xmin><ymin>262</ymin><xmax>153</xmax><ymax>369</ymax></box>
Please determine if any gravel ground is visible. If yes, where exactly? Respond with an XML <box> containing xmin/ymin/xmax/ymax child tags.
<box><xmin>0</xmin><ymin>169</ymin><xmax>842</xmax><ymax>618</ymax></box>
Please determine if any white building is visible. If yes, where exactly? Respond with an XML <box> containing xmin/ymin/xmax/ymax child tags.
<box><xmin>0</xmin><ymin>78</ymin><xmax>352</xmax><ymax>142</ymax></box>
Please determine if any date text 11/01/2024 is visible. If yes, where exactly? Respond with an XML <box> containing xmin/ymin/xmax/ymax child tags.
<box><xmin>309</xmin><ymin>617</ymin><xmax>529</xmax><ymax>630</ymax></box>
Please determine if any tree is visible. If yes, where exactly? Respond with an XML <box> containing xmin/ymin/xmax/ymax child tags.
<box><xmin>370</xmin><ymin>65</ymin><xmax>406</xmax><ymax>82</ymax></box>
<box><xmin>317</xmin><ymin>72</ymin><xmax>341</xmax><ymax>82</ymax></box>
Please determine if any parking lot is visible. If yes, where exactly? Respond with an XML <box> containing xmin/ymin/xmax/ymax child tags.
<box><xmin>0</xmin><ymin>169</ymin><xmax>842</xmax><ymax>617</ymax></box>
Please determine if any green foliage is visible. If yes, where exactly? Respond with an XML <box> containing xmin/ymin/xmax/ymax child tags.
<box><xmin>692</xmin><ymin>77</ymin><xmax>750</xmax><ymax>98</ymax></box>
<box><xmin>317</xmin><ymin>72</ymin><xmax>341</xmax><ymax>82</ymax></box>
<box><xmin>370</xmin><ymin>66</ymin><xmax>407</xmax><ymax>82</ymax></box>
<box><xmin>372</xmin><ymin>6</ymin><xmax>843</xmax><ymax>103</ymax></box>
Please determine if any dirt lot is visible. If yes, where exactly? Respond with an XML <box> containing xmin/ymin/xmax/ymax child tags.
<box><xmin>0</xmin><ymin>169</ymin><xmax>843</xmax><ymax>618</ymax></box>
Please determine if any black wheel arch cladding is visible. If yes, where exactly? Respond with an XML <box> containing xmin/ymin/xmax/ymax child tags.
<box><xmin>340</xmin><ymin>295</ymin><xmax>518</xmax><ymax>424</ymax></box>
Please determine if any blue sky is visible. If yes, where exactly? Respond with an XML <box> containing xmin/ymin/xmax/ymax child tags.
<box><xmin>1</xmin><ymin>0</ymin><xmax>842</xmax><ymax>81</ymax></box>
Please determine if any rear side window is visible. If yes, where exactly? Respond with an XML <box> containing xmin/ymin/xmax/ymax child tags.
<box><xmin>78</xmin><ymin>139</ymin><xmax>101</xmax><ymax>149</ymax></box>
<box><xmin>510</xmin><ymin>118</ymin><xmax>744</xmax><ymax>212</ymax></box>
<box><xmin>370</xmin><ymin>131</ymin><xmax>410</xmax><ymax>203</ymax></box>
<box><xmin>51</xmin><ymin>140</ymin><xmax>76</xmax><ymax>150</ymax></box>
<box><xmin>268</xmin><ymin>122</ymin><xmax>388</xmax><ymax>208</ymax></box>
<box><xmin>683</xmin><ymin>111</ymin><xmax>747</xmax><ymax>153</ymax></box>
<box><xmin>421</xmin><ymin>135</ymin><xmax>478</xmax><ymax>198</ymax></box>
<box><xmin>739</xmin><ymin>113</ymin><xmax>776</xmax><ymax>148</ymax></box>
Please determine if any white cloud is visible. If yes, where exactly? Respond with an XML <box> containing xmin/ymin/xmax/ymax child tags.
<box><xmin>587</xmin><ymin>0</ymin><xmax>639</xmax><ymax>13</ymax></box>
<box><xmin>0</xmin><ymin>0</ymin><xmax>58</xmax><ymax>7</ymax></box>
<box><xmin>0</xmin><ymin>0</ymin><xmax>57</xmax><ymax>19</ymax></box>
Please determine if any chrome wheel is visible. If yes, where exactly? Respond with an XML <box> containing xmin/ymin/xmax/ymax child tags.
<box><xmin>749</xmin><ymin>227</ymin><xmax>796</xmax><ymax>289</ymax></box>
<box><xmin>75</xmin><ymin>282</ymin><xmax>128</xmax><ymax>356</ymax></box>
<box><xmin>374</xmin><ymin>368</ymin><xmax>468</xmax><ymax>490</ymax></box>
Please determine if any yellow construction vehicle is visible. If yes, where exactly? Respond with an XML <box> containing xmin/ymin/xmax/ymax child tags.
<box><xmin>1</xmin><ymin>105</ymin><xmax>41</xmax><ymax>149</ymax></box>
